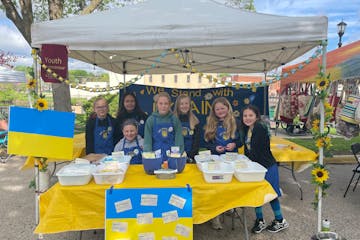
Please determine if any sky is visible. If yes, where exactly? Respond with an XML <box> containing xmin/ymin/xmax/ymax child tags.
<box><xmin>0</xmin><ymin>0</ymin><xmax>359</xmax><ymax>71</ymax></box>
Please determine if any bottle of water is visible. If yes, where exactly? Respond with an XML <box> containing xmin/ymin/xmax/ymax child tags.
<box><xmin>321</xmin><ymin>219</ymin><xmax>330</xmax><ymax>232</ymax></box>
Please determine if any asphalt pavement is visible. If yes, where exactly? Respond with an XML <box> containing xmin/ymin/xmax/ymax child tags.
<box><xmin>0</xmin><ymin>154</ymin><xmax>359</xmax><ymax>240</ymax></box>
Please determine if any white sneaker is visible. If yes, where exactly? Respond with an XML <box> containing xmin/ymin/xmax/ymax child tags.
<box><xmin>266</xmin><ymin>219</ymin><xmax>289</xmax><ymax>233</ymax></box>
<box><xmin>211</xmin><ymin>216</ymin><xmax>223</xmax><ymax>230</ymax></box>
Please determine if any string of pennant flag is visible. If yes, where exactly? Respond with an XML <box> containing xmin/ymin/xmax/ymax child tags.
<box><xmin>31</xmin><ymin>41</ymin><xmax>325</xmax><ymax>92</ymax></box>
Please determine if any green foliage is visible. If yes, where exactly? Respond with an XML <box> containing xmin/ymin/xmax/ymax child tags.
<box><xmin>82</xmin><ymin>93</ymin><xmax>119</xmax><ymax>118</ymax></box>
<box><xmin>287</xmin><ymin>134</ymin><xmax>360</xmax><ymax>155</ymax></box>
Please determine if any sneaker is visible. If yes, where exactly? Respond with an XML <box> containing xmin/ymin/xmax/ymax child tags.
<box><xmin>251</xmin><ymin>219</ymin><xmax>266</xmax><ymax>233</ymax></box>
<box><xmin>266</xmin><ymin>219</ymin><xmax>289</xmax><ymax>233</ymax></box>
<box><xmin>211</xmin><ymin>216</ymin><xmax>223</xmax><ymax>230</ymax></box>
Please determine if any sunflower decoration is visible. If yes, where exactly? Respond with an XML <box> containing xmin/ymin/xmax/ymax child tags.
<box><xmin>311</xmin><ymin>63</ymin><xmax>333</xmax><ymax>210</ymax></box>
<box><xmin>35</xmin><ymin>157</ymin><xmax>48</xmax><ymax>172</ymax></box>
<box><xmin>315</xmin><ymin>135</ymin><xmax>331</xmax><ymax>149</ymax></box>
<box><xmin>311</xmin><ymin>163</ymin><xmax>331</xmax><ymax>209</ymax></box>
<box><xmin>324</xmin><ymin>101</ymin><xmax>334</xmax><ymax>121</ymax></box>
<box><xmin>311</xmin><ymin>119</ymin><xmax>320</xmax><ymax>133</ymax></box>
<box><xmin>312</xmin><ymin>166</ymin><xmax>329</xmax><ymax>184</ymax></box>
<box><xmin>35</xmin><ymin>94</ymin><xmax>49</xmax><ymax>111</ymax></box>
<box><xmin>27</xmin><ymin>79</ymin><xmax>37</xmax><ymax>89</ymax></box>
<box><xmin>315</xmin><ymin>76</ymin><xmax>329</xmax><ymax>91</ymax></box>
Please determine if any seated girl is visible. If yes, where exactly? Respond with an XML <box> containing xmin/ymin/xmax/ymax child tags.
<box><xmin>114</xmin><ymin>119</ymin><xmax>144</xmax><ymax>164</ymax></box>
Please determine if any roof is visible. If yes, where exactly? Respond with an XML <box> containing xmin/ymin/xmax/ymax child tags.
<box><xmin>281</xmin><ymin>40</ymin><xmax>360</xmax><ymax>86</ymax></box>
<box><xmin>31</xmin><ymin>0</ymin><xmax>328</xmax><ymax>75</ymax></box>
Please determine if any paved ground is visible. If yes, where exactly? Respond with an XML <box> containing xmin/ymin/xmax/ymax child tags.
<box><xmin>1</xmin><ymin>155</ymin><xmax>359</xmax><ymax>240</ymax></box>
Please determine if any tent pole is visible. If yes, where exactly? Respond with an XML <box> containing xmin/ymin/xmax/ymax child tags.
<box><xmin>264</xmin><ymin>72</ymin><xmax>267</xmax><ymax>115</ymax></box>
<box><xmin>317</xmin><ymin>42</ymin><xmax>327</xmax><ymax>233</ymax></box>
<box><xmin>123</xmin><ymin>61</ymin><xmax>127</xmax><ymax>94</ymax></box>
<box><xmin>32</xmin><ymin>50</ymin><xmax>40</xmax><ymax>238</ymax></box>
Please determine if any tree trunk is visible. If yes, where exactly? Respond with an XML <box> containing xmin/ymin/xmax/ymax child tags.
<box><xmin>47</xmin><ymin>0</ymin><xmax>71</xmax><ymax>112</ymax></box>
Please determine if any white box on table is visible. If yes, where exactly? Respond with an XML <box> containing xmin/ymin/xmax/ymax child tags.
<box><xmin>56</xmin><ymin>163</ymin><xmax>92</xmax><ymax>186</ymax></box>
<box><xmin>201</xmin><ymin>161</ymin><xmax>234</xmax><ymax>183</ymax></box>
<box><xmin>234</xmin><ymin>161</ymin><xmax>267</xmax><ymax>182</ymax></box>
<box><xmin>194</xmin><ymin>154</ymin><xmax>220</xmax><ymax>172</ymax></box>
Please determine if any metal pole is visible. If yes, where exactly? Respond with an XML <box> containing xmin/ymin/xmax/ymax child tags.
<box><xmin>123</xmin><ymin>61</ymin><xmax>127</xmax><ymax>94</ymax></box>
<box><xmin>317</xmin><ymin>42</ymin><xmax>327</xmax><ymax>233</ymax></box>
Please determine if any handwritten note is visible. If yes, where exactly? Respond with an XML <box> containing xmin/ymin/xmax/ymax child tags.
<box><xmin>141</xmin><ymin>194</ymin><xmax>158</xmax><ymax>206</ymax></box>
<box><xmin>175</xmin><ymin>224</ymin><xmax>191</xmax><ymax>237</ymax></box>
<box><xmin>114</xmin><ymin>199</ymin><xmax>132</xmax><ymax>213</ymax></box>
<box><xmin>138</xmin><ymin>232</ymin><xmax>155</xmax><ymax>240</ymax></box>
<box><xmin>112</xmin><ymin>221</ymin><xmax>128</xmax><ymax>232</ymax></box>
<box><xmin>137</xmin><ymin>212</ymin><xmax>153</xmax><ymax>224</ymax></box>
<box><xmin>168</xmin><ymin>194</ymin><xmax>186</xmax><ymax>209</ymax></box>
<box><xmin>162</xmin><ymin>210</ymin><xmax>179</xmax><ymax>224</ymax></box>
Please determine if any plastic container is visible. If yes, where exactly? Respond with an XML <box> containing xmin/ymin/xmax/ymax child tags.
<box><xmin>101</xmin><ymin>155</ymin><xmax>131</xmax><ymax>170</ymax></box>
<box><xmin>91</xmin><ymin>162</ymin><xmax>128</xmax><ymax>184</ymax></box>
<box><xmin>142</xmin><ymin>157</ymin><xmax>163</xmax><ymax>175</ymax></box>
<box><xmin>56</xmin><ymin>163</ymin><xmax>92</xmax><ymax>186</ymax></box>
<box><xmin>194</xmin><ymin>154</ymin><xmax>220</xmax><ymax>172</ymax></box>
<box><xmin>167</xmin><ymin>156</ymin><xmax>186</xmax><ymax>173</ymax></box>
<box><xmin>92</xmin><ymin>170</ymin><xmax>126</xmax><ymax>184</ymax></box>
<box><xmin>201</xmin><ymin>161</ymin><xmax>234</xmax><ymax>183</ymax></box>
<box><xmin>234</xmin><ymin>161</ymin><xmax>267</xmax><ymax>182</ymax></box>
<box><xmin>220</xmin><ymin>153</ymin><xmax>250</xmax><ymax>162</ymax></box>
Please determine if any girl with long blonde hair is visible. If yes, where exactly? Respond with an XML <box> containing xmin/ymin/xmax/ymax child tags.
<box><xmin>204</xmin><ymin>97</ymin><xmax>241</xmax><ymax>230</ymax></box>
<box><xmin>174</xmin><ymin>94</ymin><xmax>200</xmax><ymax>162</ymax></box>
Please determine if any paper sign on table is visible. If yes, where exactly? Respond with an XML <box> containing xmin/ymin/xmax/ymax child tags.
<box><xmin>175</xmin><ymin>224</ymin><xmax>191</xmax><ymax>237</ymax></box>
<box><xmin>162</xmin><ymin>210</ymin><xmax>178</xmax><ymax>224</ymax></box>
<box><xmin>136</xmin><ymin>213</ymin><xmax>153</xmax><ymax>224</ymax></box>
<box><xmin>141</xmin><ymin>194</ymin><xmax>158</xmax><ymax>206</ymax></box>
<box><xmin>115</xmin><ymin>199</ymin><xmax>132</xmax><ymax>213</ymax></box>
<box><xmin>169</xmin><ymin>194</ymin><xmax>186</xmax><ymax>209</ymax></box>
<box><xmin>112</xmin><ymin>222</ymin><xmax>128</xmax><ymax>232</ymax></box>
<box><xmin>138</xmin><ymin>232</ymin><xmax>155</xmax><ymax>240</ymax></box>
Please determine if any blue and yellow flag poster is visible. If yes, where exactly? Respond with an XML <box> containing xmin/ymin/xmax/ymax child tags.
<box><xmin>105</xmin><ymin>187</ymin><xmax>193</xmax><ymax>240</ymax></box>
<box><xmin>8</xmin><ymin>106</ymin><xmax>75</xmax><ymax>159</ymax></box>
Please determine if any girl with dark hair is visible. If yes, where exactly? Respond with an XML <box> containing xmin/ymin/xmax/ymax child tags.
<box><xmin>240</xmin><ymin>105</ymin><xmax>289</xmax><ymax>234</ymax></box>
<box><xmin>115</xmin><ymin>92</ymin><xmax>148</xmax><ymax>143</ymax></box>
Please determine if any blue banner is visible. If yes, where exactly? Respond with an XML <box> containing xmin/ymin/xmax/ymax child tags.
<box><xmin>123</xmin><ymin>85</ymin><xmax>268</xmax><ymax>147</ymax></box>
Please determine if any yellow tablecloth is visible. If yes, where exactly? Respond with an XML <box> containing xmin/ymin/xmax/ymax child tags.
<box><xmin>34</xmin><ymin>164</ymin><xmax>277</xmax><ymax>234</ymax></box>
<box><xmin>22</xmin><ymin>133</ymin><xmax>86</xmax><ymax>170</ymax></box>
<box><xmin>270</xmin><ymin>136</ymin><xmax>318</xmax><ymax>171</ymax></box>
<box><xmin>22</xmin><ymin>133</ymin><xmax>316</xmax><ymax>172</ymax></box>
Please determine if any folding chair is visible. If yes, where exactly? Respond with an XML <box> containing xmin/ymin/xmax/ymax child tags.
<box><xmin>343</xmin><ymin>143</ymin><xmax>360</xmax><ymax>197</ymax></box>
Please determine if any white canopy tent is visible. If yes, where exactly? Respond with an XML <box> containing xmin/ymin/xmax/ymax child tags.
<box><xmin>31</xmin><ymin>0</ymin><xmax>328</xmax><ymax>75</ymax></box>
<box><xmin>30</xmin><ymin>0</ymin><xmax>329</xmax><ymax>234</ymax></box>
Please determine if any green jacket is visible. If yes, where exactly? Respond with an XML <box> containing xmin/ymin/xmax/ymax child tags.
<box><xmin>143</xmin><ymin>111</ymin><xmax>184</xmax><ymax>153</ymax></box>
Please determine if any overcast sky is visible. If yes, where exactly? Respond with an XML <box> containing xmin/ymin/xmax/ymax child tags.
<box><xmin>0</xmin><ymin>0</ymin><xmax>359</xmax><ymax>70</ymax></box>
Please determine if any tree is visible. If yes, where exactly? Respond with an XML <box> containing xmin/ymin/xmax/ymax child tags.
<box><xmin>0</xmin><ymin>50</ymin><xmax>18</xmax><ymax>68</ymax></box>
<box><xmin>0</xmin><ymin>0</ymin><xmax>126</xmax><ymax>112</ymax></box>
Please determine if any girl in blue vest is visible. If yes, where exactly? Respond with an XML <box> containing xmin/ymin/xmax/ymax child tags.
<box><xmin>114</xmin><ymin>119</ymin><xmax>144</xmax><ymax>164</ymax></box>
<box><xmin>115</xmin><ymin>92</ymin><xmax>148</xmax><ymax>143</ymax></box>
<box><xmin>204</xmin><ymin>97</ymin><xmax>241</xmax><ymax>155</ymax></box>
<box><xmin>143</xmin><ymin>92</ymin><xmax>184</xmax><ymax>160</ymax></box>
<box><xmin>204</xmin><ymin>97</ymin><xmax>241</xmax><ymax>230</ymax></box>
<box><xmin>85</xmin><ymin>97</ymin><xmax>116</xmax><ymax>155</ymax></box>
<box><xmin>174</xmin><ymin>94</ymin><xmax>200</xmax><ymax>163</ymax></box>
<box><xmin>240</xmin><ymin>105</ymin><xmax>288</xmax><ymax>234</ymax></box>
